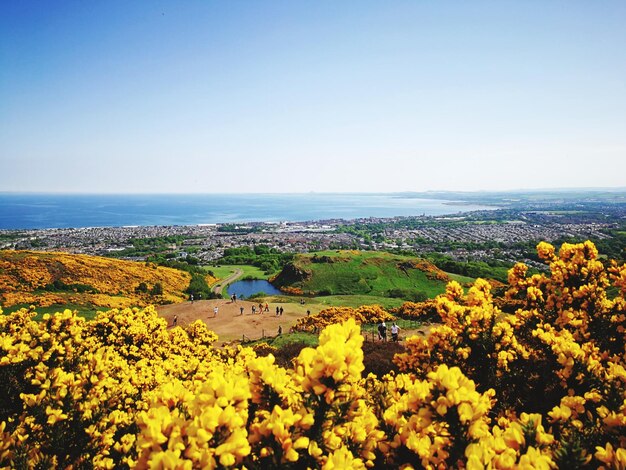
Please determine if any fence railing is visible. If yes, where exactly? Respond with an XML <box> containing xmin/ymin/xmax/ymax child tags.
<box><xmin>241</xmin><ymin>329</ymin><xmax>281</xmax><ymax>344</ymax></box>
<box><xmin>239</xmin><ymin>319</ymin><xmax>428</xmax><ymax>345</ymax></box>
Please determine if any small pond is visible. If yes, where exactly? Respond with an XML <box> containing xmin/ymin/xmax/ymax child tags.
<box><xmin>227</xmin><ymin>279</ymin><xmax>283</xmax><ymax>299</ymax></box>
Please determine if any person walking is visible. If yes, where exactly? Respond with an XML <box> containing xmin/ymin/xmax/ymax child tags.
<box><xmin>276</xmin><ymin>306</ymin><xmax>280</xmax><ymax>316</ymax></box>
<box><xmin>240</xmin><ymin>306</ymin><xmax>244</xmax><ymax>316</ymax></box>
<box><xmin>378</xmin><ymin>322</ymin><xmax>387</xmax><ymax>341</ymax></box>
<box><xmin>391</xmin><ymin>323</ymin><xmax>400</xmax><ymax>342</ymax></box>
<box><xmin>173</xmin><ymin>315</ymin><xmax>178</xmax><ymax>327</ymax></box>
<box><xmin>279</xmin><ymin>306</ymin><xmax>284</xmax><ymax>316</ymax></box>
<box><xmin>214</xmin><ymin>306</ymin><xmax>218</xmax><ymax>317</ymax></box>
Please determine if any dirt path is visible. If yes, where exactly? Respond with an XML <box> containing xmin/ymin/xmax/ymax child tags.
<box><xmin>158</xmin><ymin>298</ymin><xmax>304</xmax><ymax>344</ymax></box>
<box><xmin>211</xmin><ymin>268</ymin><xmax>243</xmax><ymax>295</ymax></box>
<box><xmin>158</xmin><ymin>297</ymin><xmax>431</xmax><ymax>346</ymax></box>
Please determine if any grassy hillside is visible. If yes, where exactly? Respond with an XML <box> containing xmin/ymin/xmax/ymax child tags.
<box><xmin>0</xmin><ymin>250</ymin><xmax>196</xmax><ymax>310</ymax></box>
<box><xmin>272</xmin><ymin>250</ymin><xmax>452</xmax><ymax>301</ymax></box>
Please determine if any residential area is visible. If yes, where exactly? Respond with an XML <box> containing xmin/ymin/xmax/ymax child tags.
<box><xmin>1</xmin><ymin>208</ymin><xmax>620</xmax><ymax>269</ymax></box>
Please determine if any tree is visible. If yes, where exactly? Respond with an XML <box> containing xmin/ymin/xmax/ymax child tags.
<box><xmin>150</xmin><ymin>282</ymin><xmax>163</xmax><ymax>296</ymax></box>
<box><xmin>135</xmin><ymin>282</ymin><xmax>148</xmax><ymax>294</ymax></box>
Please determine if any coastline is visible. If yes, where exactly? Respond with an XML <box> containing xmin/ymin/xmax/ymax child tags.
<box><xmin>1</xmin><ymin>189</ymin><xmax>624</xmax><ymax>232</ymax></box>
<box><xmin>0</xmin><ymin>193</ymin><xmax>497</xmax><ymax>231</ymax></box>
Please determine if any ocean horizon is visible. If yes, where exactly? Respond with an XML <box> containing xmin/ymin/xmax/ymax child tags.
<box><xmin>0</xmin><ymin>193</ymin><xmax>497</xmax><ymax>230</ymax></box>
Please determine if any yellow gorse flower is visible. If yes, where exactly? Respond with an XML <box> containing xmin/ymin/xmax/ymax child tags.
<box><xmin>0</xmin><ymin>241</ymin><xmax>625</xmax><ymax>468</ymax></box>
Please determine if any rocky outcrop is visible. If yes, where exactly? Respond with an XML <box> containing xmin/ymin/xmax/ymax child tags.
<box><xmin>271</xmin><ymin>262</ymin><xmax>312</xmax><ymax>287</ymax></box>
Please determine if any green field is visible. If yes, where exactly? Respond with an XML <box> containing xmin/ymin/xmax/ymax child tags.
<box><xmin>1</xmin><ymin>303</ymin><xmax>107</xmax><ymax>321</ymax></box>
<box><xmin>311</xmin><ymin>294</ymin><xmax>405</xmax><ymax>309</ymax></box>
<box><xmin>273</xmin><ymin>250</ymin><xmax>452</xmax><ymax>301</ymax></box>
<box><xmin>211</xmin><ymin>251</ymin><xmax>479</xmax><ymax>309</ymax></box>
<box><xmin>207</xmin><ymin>265</ymin><xmax>269</xmax><ymax>282</ymax></box>
<box><xmin>446</xmin><ymin>272</ymin><xmax>476</xmax><ymax>285</ymax></box>
<box><xmin>249</xmin><ymin>331</ymin><xmax>319</xmax><ymax>349</ymax></box>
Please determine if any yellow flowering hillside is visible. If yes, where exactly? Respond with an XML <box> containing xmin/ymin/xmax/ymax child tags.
<box><xmin>293</xmin><ymin>305</ymin><xmax>395</xmax><ymax>332</ymax></box>
<box><xmin>0</xmin><ymin>250</ymin><xmax>192</xmax><ymax>308</ymax></box>
<box><xmin>0</xmin><ymin>240</ymin><xmax>624</xmax><ymax>468</ymax></box>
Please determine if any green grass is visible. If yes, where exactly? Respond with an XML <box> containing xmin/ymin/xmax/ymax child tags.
<box><xmin>312</xmin><ymin>294</ymin><xmax>405</xmax><ymax>309</ymax></box>
<box><xmin>446</xmin><ymin>273</ymin><xmax>476</xmax><ymax>284</ymax></box>
<box><xmin>1</xmin><ymin>303</ymin><xmax>107</xmax><ymax>321</ymax></box>
<box><xmin>255</xmin><ymin>293</ymin><xmax>402</xmax><ymax>311</ymax></box>
<box><xmin>242</xmin><ymin>331</ymin><xmax>319</xmax><ymax>348</ymax></box>
<box><xmin>277</xmin><ymin>250</ymin><xmax>449</xmax><ymax>300</ymax></box>
<box><xmin>264</xmin><ymin>331</ymin><xmax>319</xmax><ymax>349</ymax></box>
<box><xmin>210</xmin><ymin>255</ymin><xmax>454</xmax><ymax>309</ymax></box>
<box><xmin>207</xmin><ymin>265</ymin><xmax>269</xmax><ymax>282</ymax></box>
<box><xmin>206</xmin><ymin>264</ymin><xmax>271</xmax><ymax>299</ymax></box>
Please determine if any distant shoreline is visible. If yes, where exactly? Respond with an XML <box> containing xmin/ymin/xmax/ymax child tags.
<box><xmin>0</xmin><ymin>211</ymin><xmax>489</xmax><ymax>233</ymax></box>
<box><xmin>1</xmin><ymin>189</ymin><xmax>625</xmax><ymax>231</ymax></box>
<box><xmin>0</xmin><ymin>193</ymin><xmax>498</xmax><ymax>231</ymax></box>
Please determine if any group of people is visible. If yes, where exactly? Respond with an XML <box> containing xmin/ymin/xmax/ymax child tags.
<box><xmin>175</xmin><ymin>303</ymin><xmax>401</xmax><ymax>345</ymax></box>
<box><xmin>178</xmin><ymin>297</ymin><xmax>401</xmax><ymax>344</ymax></box>
<box><xmin>248</xmin><ymin>302</ymin><xmax>278</xmax><ymax>315</ymax></box>
<box><xmin>377</xmin><ymin>321</ymin><xmax>400</xmax><ymax>342</ymax></box>
<box><xmin>189</xmin><ymin>290</ymin><xmax>290</xmax><ymax>318</ymax></box>
<box><xmin>234</xmin><ymin>303</ymin><xmax>285</xmax><ymax>316</ymax></box>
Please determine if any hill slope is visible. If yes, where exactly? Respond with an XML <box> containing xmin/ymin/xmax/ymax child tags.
<box><xmin>272</xmin><ymin>250</ymin><xmax>451</xmax><ymax>300</ymax></box>
<box><xmin>0</xmin><ymin>250</ymin><xmax>193</xmax><ymax>309</ymax></box>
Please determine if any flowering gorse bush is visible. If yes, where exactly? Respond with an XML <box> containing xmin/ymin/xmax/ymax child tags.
<box><xmin>0</xmin><ymin>250</ymin><xmax>192</xmax><ymax>308</ymax></box>
<box><xmin>0</xmin><ymin>240</ymin><xmax>624</xmax><ymax>468</ymax></box>
<box><xmin>395</xmin><ymin>241</ymin><xmax>626</xmax><ymax>468</ymax></box>
<box><xmin>293</xmin><ymin>305</ymin><xmax>395</xmax><ymax>332</ymax></box>
<box><xmin>391</xmin><ymin>299</ymin><xmax>440</xmax><ymax>322</ymax></box>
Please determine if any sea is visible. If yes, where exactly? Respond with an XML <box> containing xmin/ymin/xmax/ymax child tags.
<box><xmin>0</xmin><ymin>193</ymin><xmax>496</xmax><ymax>230</ymax></box>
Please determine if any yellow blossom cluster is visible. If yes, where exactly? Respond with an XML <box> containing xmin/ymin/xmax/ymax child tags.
<box><xmin>379</xmin><ymin>364</ymin><xmax>495</xmax><ymax>468</ymax></box>
<box><xmin>293</xmin><ymin>305</ymin><xmax>395</xmax><ymax>332</ymax></box>
<box><xmin>465</xmin><ymin>412</ymin><xmax>556</xmax><ymax>469</ymax></box>
<box><xmin>391</xmin><ymin>299</ymin><xmax>439</xmax><ymax>321</ymax></box>
<box><xmin>0</xmin><ymin>250</ymin><xmax>191</xmax><ymax>308</ymax></box>
<box><xmin>0</xmin><ymin>306</ymin><xmax>225</xmax><ymax>468</ymax></box>
<box><xmin>0</xmin><ymin>306</ymin><xmax>512</xmax><ymax>468</ymax></box>
<box><xmin>278</xmin><ymin>286</ymin><xmax>305</xmax><ymax>296</ymax></box>
<box><xmin>1</xmin><ymin>240</ymin><xmax>625</xmax><ymax>468</ymax></box>
<box><xmin>404</xmin><ymin>259</ymin><xmax>451</xmax><ymax>282</ymax></box>
<box><xmin>395</xmin><ymin>240</ymin><xmax>626</xmax><ymax>468</ymax></box>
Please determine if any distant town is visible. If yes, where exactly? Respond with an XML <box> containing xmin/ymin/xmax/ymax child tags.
<box><xmin>2</xmin><ymin>198</ymin><xmax>624</xmax><ymax>270</ymax></box>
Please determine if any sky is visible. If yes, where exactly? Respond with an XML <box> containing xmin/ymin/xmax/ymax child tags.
<box><xmin>1</xmin><ymin>1</ymin><xmax>625</xmax><ymax>194</ymax></box>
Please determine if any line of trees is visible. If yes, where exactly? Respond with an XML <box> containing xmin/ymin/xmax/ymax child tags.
<box><xmin>219</xmin><ymin>245</ymin><xmax>293</xmax><ymax>274</ymax></box>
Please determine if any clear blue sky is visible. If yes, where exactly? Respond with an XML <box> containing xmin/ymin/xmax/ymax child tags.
<box><xmin>1</xmin><ymin>1</ymin><xmax>625</xmax><ymax>193</ymax></box>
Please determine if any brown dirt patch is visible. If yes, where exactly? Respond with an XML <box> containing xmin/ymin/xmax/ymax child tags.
<box><xmin>158</xmin><ymin>299</ymin><xmax>306</xmax><ymax>344</ymax></box>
